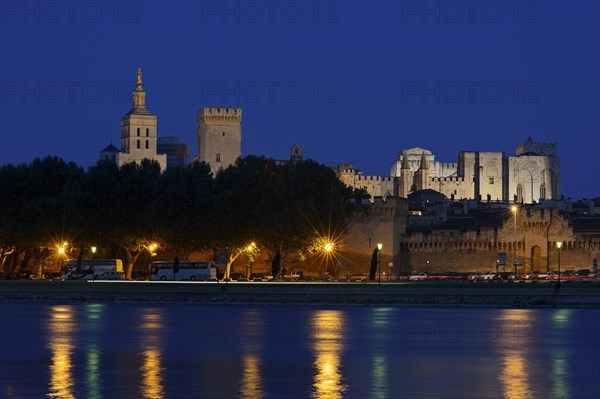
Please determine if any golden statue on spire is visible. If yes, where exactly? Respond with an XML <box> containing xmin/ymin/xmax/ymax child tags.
<box><xmin>136</xmin><ymin>67</ymin><xmax>143</xmax><ymax>90</ymax></box>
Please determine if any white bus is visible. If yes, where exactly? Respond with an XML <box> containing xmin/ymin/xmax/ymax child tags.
<box><xmin>61</xmin><ymin>259</ymin><xmax>124</xmax><ymax>280</ymax></box>
<box><xmin>149</xmin><ymin>261</ymin><xmax>217</xmax><ymax>281</ymax></box>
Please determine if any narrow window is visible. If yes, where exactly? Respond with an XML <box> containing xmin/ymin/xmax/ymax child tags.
<box><xmin>489</xmin><ymin>177</ymin><xmax>494</xmax><ymax>184</ymax></box>
<box><xmin>145</xmin><ymin>140</ymin><xmax>149</xmax><ymax>149</ymax></box>
<box><xmin>137</xmin><ymin>140</ymin><xmax>140</xmax><ymax>149</ymax></box>
<box><xmin>146</xmin><ymin>128</ymin><xmax>149</xmax><ymax>137</ymax></box>
<box><xmin>137</xmin><ymin>128</ymin><xmax>140</xmax><ymax>136</ymax></box>
<box><xmin>216</xmin><ymin>153</ymin><xmax>221</xmax><ymax>162</ymax></box>
<box><xmin>540</xmin><ymin>184</ymin><xmax>546</xmax><ymax>200</ymax></box>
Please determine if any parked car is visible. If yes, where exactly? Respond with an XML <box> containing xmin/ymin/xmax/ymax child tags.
<box><xmin>283</xmin><ymin>271</ymin><xmax>303</xmax><ymax>280</ymax></box>
<box><xmin>575</xmin><ymin>269</ymin><xmax>591</xmax><ymax>277</ymax></box>
<box><xmin>524</xmin><ymin>271</ymin><xmax>540</xmax><ymax>280</ymax></box>
<box><xmin>482</xmin><ymin>272</ymin><xmax>500</xmax><ymax>280</ymax></box>
<box><xmin>467</xmin><ymin>272</ymin><xmax>482</xmax><ymax>281</ymax></box>
<box><xmin>250</xmin><ymin>273</ymin><xmax>272</xmax><ymax>282</ymax></box>
<box><xmin>348</xmin><ymin>273</ymin><xmax>368</xmax><ymax>282</ymax></box>
<box><xmin>409</xmin><ymin>272</ymin><xmax>427</xmax><ymax>281</ymax></box>
<box><xmin>229</xmin><ymin>273</ymin><xmax>244</xmax><ymax>281</ymax></box>
<box><xmin>537</xmin><ymin>271</ymin><xmax>555</xmax><ymax>280</ymax></box>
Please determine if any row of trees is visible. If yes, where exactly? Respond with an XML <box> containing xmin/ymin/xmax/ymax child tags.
<box><xmin>0</xmin><ymin>156</ymin><xmax>364</xmax><ymax>279</ymax></box>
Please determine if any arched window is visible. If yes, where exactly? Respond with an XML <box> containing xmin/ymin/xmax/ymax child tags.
<box><xmin>516</xmin><ymin>184</ymin><xmax>523</xmax><ymax>203</ymax></box>
<box><xmin>137</xmin><ymin>140</ymin><xmax>140</xmax><ymax>149</ymax></box>
<box><xmin>146</xmin><ymin>128</ymin><xmax>149</xmax><ymax>137</ymax></box>
<box><xmin>137</xmin><ymin>128</ymin><xmax>140</xmax><ymax>136</ymax></box>
<box><xmin>145</xmin><ymin>140</ymin><xmax>149</xmax><ymax>149</ymax></box>
<box><xmin>540</xmin><ymin>184</ymin><xmax>546</xmax><ymax>200</ymax></box>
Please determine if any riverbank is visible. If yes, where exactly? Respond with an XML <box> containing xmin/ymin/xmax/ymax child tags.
<box><xmin>1</xmin><ymin>280</ymin><xmax>599</xmax><ymax>308</ymax></box>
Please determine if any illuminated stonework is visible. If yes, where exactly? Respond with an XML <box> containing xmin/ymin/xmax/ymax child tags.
<box><xmin>338</xmin><ymin>137</ymin><xmax>561</xmax><ymax>204</ymax></box>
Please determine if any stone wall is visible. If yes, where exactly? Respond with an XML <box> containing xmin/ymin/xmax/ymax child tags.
<box><xmin>399</xmin><ymin>208</ymin><xmax>600</xmax><ymax>273</ymax></box>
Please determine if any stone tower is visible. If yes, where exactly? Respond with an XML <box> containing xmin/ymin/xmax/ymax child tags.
<box><xmin>398</xmin><ymin>150</ymin><xmax>412</xmax><ymax>197</ymax></box>
<box><xmin>414</xmin><ymin>151</ymin><xmax>429</xmax><ymax>191</ymax></box>
<box><xmin>196</xmin><ymin>107</ymin><xmax>242</xmax><ymax>172</ymax></box>
<box><xmin>290</xmin><ymin>144</ymin><xmax>303</xmax><ymax>161</ymax></box>
<box><xmin>113</xmin><ymin>68</ymin><xmax>167</xmax><ymax>171</ymax></box>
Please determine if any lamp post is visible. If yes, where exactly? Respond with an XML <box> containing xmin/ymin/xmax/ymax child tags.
<box><xmin>511</xmin><ymin>205</ymin><xmax>518</xmax><ymax>280</ymax></box>
<box><xmin>556</xmin><ymin>241</ymin><xmax>562</xmax><ymax>286</ymax></box>
<box><xmin>324</xmin><ymin>242</ymin><xmax>334</xmax><ymax>281</ymax></box>
<box><xmin>246</xmin><ymin>242</ymin><xmax>256</xmax><ymax>279</ymax></box>
<box><xmin>377</xmin><ymin>243</ymin><xmax>383</xmax><ymax>285</ymax></box>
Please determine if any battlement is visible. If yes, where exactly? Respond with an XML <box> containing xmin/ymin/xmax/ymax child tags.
<box><xmin>197</xmin><ymin>107</ymin><xmax>242</xmax><ymax>124</ymax></box>
<box><xmin>430</xmin><ymin>176</ymin><xmax>465</xmax><ymax>183</ymax></box>
<box><xmin>337</xmin><ymin>168</ymin><xmax>363</xmax><ymax>176</ymax></box>
<box><xmin>516</xmin><ymin>138</ymin><xmax>557</xmax><ymax>156</ymax></box>
<box><xmin>356</xmin><ymin>175</ymin><xmax>395</xmax><ymax>183</ymax></box>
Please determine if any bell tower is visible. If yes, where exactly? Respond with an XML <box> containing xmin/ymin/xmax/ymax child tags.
<box><xmin>115</xmin><ymin>68</ymin><xmax>167</xmax><ymax>171</ymax></box>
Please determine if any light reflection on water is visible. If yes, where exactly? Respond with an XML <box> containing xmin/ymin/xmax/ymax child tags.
<box><xmin>239</xmin><ymin>309</ymin><xmax>264</xmax><ymax>399</ymax></box>
<box><xmin>47</xmin><ymin>305</ymin><xmax>75</xmax><ymax>399</ymax></box>
<box><xmin>85</xmin><ymin>304</ymin><xmax>103</xmax><ymax>399</ymax></box>
<box><xmin>496</xmin><ymin>309</ymin><xmax>533</xmax><ymax>399</ymax></box>
<box><xmin>139</xmin><ymin>311</ymin><xmax>165</xmax><ymax>399</ymax></box>
<box><xmin>5</xmin><ymin>305</ymin><xmax>593</xmax><ymax>398</ymax></box>
<box><xmin>310</xmin><ymin>310</ymin><xmax>347</xmax><ymax>399</ymax></box>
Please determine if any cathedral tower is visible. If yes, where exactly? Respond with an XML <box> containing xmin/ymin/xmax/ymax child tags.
<box><xmin>196</xmin><ymin>107</ymin><xmax>242</xmax><ymax>172</ymax></box>
<box><xmin>113</xmin><ymin>68</ymin><xmax>167</xmax><ymax>171</ymax></box>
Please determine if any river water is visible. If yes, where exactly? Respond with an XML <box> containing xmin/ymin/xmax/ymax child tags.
<box><xmin>0</xmin><ymin>303</ymin><xmax>598</xmax><ymax>398</ymax></box>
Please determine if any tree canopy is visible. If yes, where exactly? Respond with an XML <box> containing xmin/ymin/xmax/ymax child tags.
<box><xmin>0</xmin><ymin>155</ymin><xmax>363</xmax><ymax>278</ymax></box>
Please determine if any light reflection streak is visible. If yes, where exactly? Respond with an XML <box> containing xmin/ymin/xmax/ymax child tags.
<box><xmin>139</xmin><ymin>311</ymin><xmax>165</xmax><ymax>399</ymax></box>
<box><xmin>552</xmin><ymin>351</ymin><xmax>569</xmax><ymax>399</ymax></box>
<box><xmin>85</xmin><ymin>304</ymin><xmax>103</xmax><ymax>399</ymax></box>
<box><xmin>311</xmin><ymin>310</ymin><xmax>347</xmax><ymax>399</ymax></box>
<box><xmin>371</xmin><ymin>355</ymin><xmax>386</xmax><ymax>399</ymax></box>
<box><xmin>500</xmin><ymin>350</ymin><xmax>530</xmax><ymax>399</ymax></box>
<box><xmin>86</xmin><ymin>346</ymin><xmax>101</xmax><ymax>399</ymax></box>
<box><xmin>240</xmin><ymin>355</ymin><xmax>263</xmax><ymax>399</ymax></box>
<box><xmin>550</xmin><ymin>310</ymin><xmax>571</xmax><ymax>399</ymax></box>
<box><xmin>239</xmin><ymin>310</ymin><xmax>264</xmax><ymax>399</ymax></box>
<box><xmin>370</xmin><ymin>308</ymin><xmax>390</xmax><ymax>398</ymax></box>
<box><xmin>47</xmin><ymin>306</ymin><xmax>75</xmax><ymax>399</ymax></box>
<box><xmin>496</xmin><ymin>310</ymin><xmax>533</xmax><ymax>399</ymax></box>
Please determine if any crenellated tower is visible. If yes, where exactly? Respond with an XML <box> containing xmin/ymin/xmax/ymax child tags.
<box><xmin>196</xmin><ymin>107</ymin><xmax>242</xmax><ymax>172</ymax></box>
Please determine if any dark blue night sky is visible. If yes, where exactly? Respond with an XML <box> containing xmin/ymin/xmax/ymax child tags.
<box><xmin>1</xmin><ymin>1</ymin><xmax>598</xmax><ymax>199</ymax></box>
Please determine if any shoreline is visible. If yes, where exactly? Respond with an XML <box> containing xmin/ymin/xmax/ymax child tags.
<box><xmin>1</xmin><ymin>281</ymin><xmax>599</xmax><ymax>308</ymax></box>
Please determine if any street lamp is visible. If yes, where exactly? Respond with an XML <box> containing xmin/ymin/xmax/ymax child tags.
<box><xmin>556</xmin><ymin>241</ymin><xmax>562</xmax><ymax>287</ymax></box>
<box><xmin>148</xmin><ymin>243</ymin><xmax>158</xmax><ymax>257</ymax></box>
<box><xmin>511</xmin><ymin>205</ymin><xmax>518</xmax><ymax>279</ymax></box>
<box><xmin>324</xmin><ymin>242</ymin><xmax>334</xmax><ymax>280</ymax></box>
<box><xmin>377</xmin><ymin>243</ymin><xmax>383</xmax><ymax>285</ymax></box>
<box><xmin>246</xmin><ymin>242</ymin><xmax>256</xmax><ymax>279</ymax></box>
